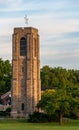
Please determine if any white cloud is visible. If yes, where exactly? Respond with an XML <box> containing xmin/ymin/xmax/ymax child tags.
<box><xmin>0</xmin><ymin>0</ymin><xmax>79</xmax><ymax>69</ymax></box>
<box><xmin>40</xmin><ymin>48</ymin><xmax>79</xmax><ymax>69</ymax></box>
<box><xmin>0</xmin><ymin>0</ymin><xmax>46</xmax><ymax>12</ymax></box>
<box><xmin>0</xmin><ymin>41</ymin><xmax>12</xmax><ymax>61</ymax></box>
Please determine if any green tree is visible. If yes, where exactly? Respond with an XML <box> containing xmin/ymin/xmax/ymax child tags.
<box><xmin>41</xmin><ymin>66</ymin><xmax>51</xmax><ymax>90</ymax></box>
<box><xmin>0</xmin><ymin>58</ymin><xmax>12</xmax><ymax>95</ymax></box>
<box><xmin>37</xmin><ymin>89</ymin><xmax>79</xmax><ymax>125</ymax></box>
<box><xmin>40</xmin><ymin>66</ymin><xmax>79</xmax><ymax>90</ymax></box>
<box><xmin>66</xmin><ymin>85</ymin><xmax>79</xmax><ymax>118</ymax></box>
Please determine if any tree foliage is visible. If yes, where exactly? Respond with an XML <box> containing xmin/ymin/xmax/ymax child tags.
<box><xmin>39</xmin><ymin>66</ymin><xmax>79</xmax><ymax>124</ymax></box>
<box><xmin>0</xmin><ymin>58</ymin><xmax>12</xmax><ymax>95</ymax></box>
<box><xmin>38</xmin><ymin>88</ymin><xmax>79</xmax><ymax>125</ymax></box>
<box><xmin>41</xmin><ymin>66</ymin><xmax>79</xmax><ymax>90</ymax></box>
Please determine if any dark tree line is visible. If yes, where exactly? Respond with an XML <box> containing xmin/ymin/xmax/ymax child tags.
<box><xmin>0</xmin><ymin>58</ymin><xmax>12</xmax><ymax>95</ymax></box>
<box><xmin>41</xmin><ymin>65</ymin><xmax>79</xmax><ymax>90</ymax></box>
<box><xmin>38</xmin><ymin>65</ymin><xmax>79</xmax><ymax>125</ymax></box>
<box><xmin>0</xmin><ymin>59</ymin><xmax>79</xmax><ymax>95</ymax></box>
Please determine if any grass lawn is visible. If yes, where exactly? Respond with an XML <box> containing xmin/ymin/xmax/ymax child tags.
<box><xmin>0</xmin><ymin>118</ymin><xmax>79</xmax><ymax>130</ymax></box>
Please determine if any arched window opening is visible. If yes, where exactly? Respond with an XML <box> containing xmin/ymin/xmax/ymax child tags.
<box><xmin>21</xmin><ymin>103</ymin><xmax>24</xmax><ymax>111</ymax></box>
<box><xmin>20</xmin><ymin>37</ymin><xmax>26</xmax><ymax>56</ymax></box>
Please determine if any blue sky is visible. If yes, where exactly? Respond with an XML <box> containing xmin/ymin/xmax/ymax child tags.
<box><xmin>0</xmin><ymin>0</ymin><xmax>79</xmax><ymax>69</ymax></box>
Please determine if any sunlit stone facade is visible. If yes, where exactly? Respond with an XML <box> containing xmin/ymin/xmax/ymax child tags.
<box><xmin>11</xmin><ymin>27</ymin><xmax>41</xmax><ymax>118</ymax></box>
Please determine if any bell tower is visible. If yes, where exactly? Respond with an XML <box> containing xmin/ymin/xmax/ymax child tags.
<box><xmin>11</xmin><ymin>27</ymin><xmax>41</xmax><ymax>117</ymax></box>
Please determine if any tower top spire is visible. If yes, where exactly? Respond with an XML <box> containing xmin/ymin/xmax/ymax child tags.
<box><xmin>24</xmin><ymin>15</ymin><xmax>29</xmax><ymax>26</ymax></box>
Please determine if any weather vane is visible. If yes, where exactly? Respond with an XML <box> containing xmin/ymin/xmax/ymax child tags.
<box><xmin>24</xmin><ymin>15</ymin><xmax>29</xmax><ymax>26</ymax></box>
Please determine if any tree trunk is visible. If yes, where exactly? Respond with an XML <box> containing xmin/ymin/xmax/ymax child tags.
<box><xmin>59</xmin><ymin>111</ymin><xmax>63</xmax><ymax>125</ymax></box>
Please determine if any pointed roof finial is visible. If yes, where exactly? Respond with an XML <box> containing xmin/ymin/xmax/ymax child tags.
<box><xmin>24</xmin><ymin>15</ymin><xmax>29</xmax><ymax>26</ymax></box>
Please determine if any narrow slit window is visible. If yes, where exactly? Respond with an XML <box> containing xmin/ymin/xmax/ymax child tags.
<box><xmin>21</xmin><ymin>103</ymin><xmax>24</xmax><ymax>111</ymax></box>
<box><xmin>20</xmin><ymin>37</ymin><xmax>26</xmax><ymax>56</ymax></box>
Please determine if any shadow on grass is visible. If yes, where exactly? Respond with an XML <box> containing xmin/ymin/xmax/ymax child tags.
<box><xmin>0</xmin><ymin>117</ymin><xmax>79</xmax><ymax>127</ymax></box>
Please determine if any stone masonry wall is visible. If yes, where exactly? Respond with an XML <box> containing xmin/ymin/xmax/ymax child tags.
<box><xmin>11</xmin><ymin>27</ymin><xmax>41</xmax><ymax>118</ymax></box>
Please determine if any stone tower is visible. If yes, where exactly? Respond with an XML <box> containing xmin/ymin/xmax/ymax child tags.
<box><xmin>11</xmin><ymin>27</ymin><xmax>41</xmax><ymax>118</ymax></box>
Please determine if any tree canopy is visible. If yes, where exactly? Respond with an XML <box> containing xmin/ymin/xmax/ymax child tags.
<box><xmin>38</xmin><ymin>88</ymin><xmax>79</xmax><ymax>125</ymax></box>
<box><xmin>41</xmin><ymin>66</ymin><xmax>79</xmax><ymax>90</ymax></box>
<box><xmin>39</xmin><ymin>66</ymin><xmax>79</xmax><ymax>124</ymax></box>
<box><xmin>0</xmin><ymin>58</ymin><xmax>12</xmax><ymax>95</ymax></box>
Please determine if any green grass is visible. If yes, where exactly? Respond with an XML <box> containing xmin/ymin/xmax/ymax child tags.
<box><xmin>0</xmin><ymin>118</ymin><xmax>79</xmax><ymax>130</ymax></box>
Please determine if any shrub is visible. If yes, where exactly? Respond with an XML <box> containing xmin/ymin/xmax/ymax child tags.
<box><xmin>5</xmin><ymin>107</ymin><xmax>11</xmax><ymax>116</ymax></box>
<box><xmin>0</xmin><ymin>107</ymin><xmax>11</xmax><ymax>117</ymax></box>
<box><xmin>28</xmin><ymin>111</ymin><xmax>59</xmax><ymax>123</ymax></box>
<box><xmin>0</xmin><ymin>111</ymin><xmax>6</xmax><ymax>117</ymax></box>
